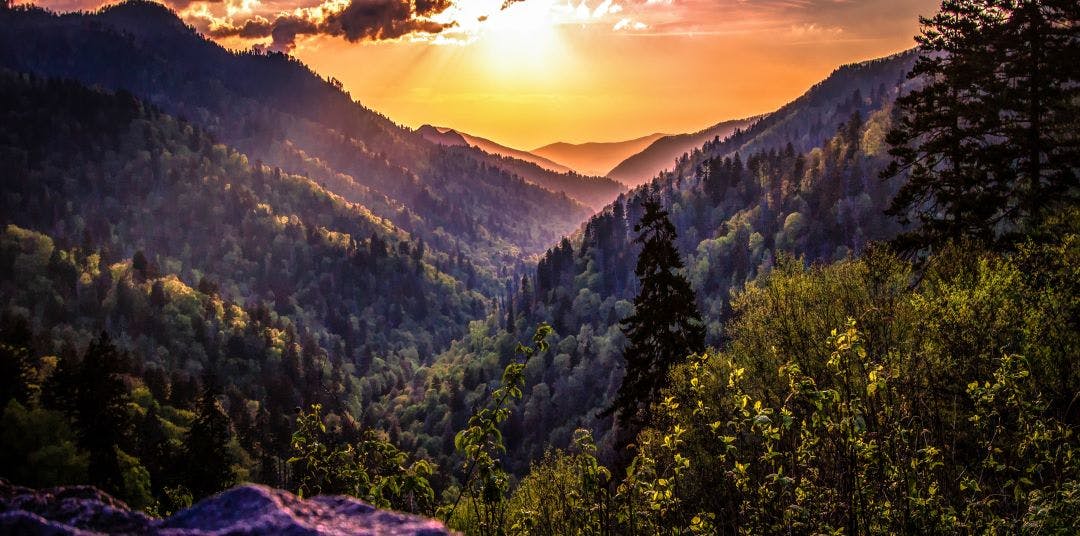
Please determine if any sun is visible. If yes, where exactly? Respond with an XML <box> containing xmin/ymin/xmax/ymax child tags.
<box><xmin>482</xmin><ymin>0</ymin><xmax>560</xmax><ymax>65</ymax></box>
<box><xmin>434</xmin><ymin>0</ymin><xmax>563</xmax><ymax>75</ymax></box>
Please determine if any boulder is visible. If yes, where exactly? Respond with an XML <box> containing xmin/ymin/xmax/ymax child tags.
<box><xmin>0</xmin><ymin>480</ymin><xmax>452</xmax><ymax>535</ymax></box>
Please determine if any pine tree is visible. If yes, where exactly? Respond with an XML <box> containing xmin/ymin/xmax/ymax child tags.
<box><xmin>184</xmin><ymin>373</ymin><xmax>238</xmax><ymax>499</ymax></box>
<box><xmin>504</xmin><ymin>279</ymin><xmax>516</xmax><ymax>333</ymax></box>
<box><xmin>137</xmin><ymin>405</ymin><xmax>180</xmax><ymax>497</ymax></box>
<box><xmin>883</xmin><ymin>0</ymin><xmax>1079</xmax><ymax>253</ymax></box>
<box><xmin>72</xmin><ymin>331</ymin><xmax>131</xmax><ymax>495</ymax></box>
<box><xmin>0</xmin><ymin>312</ymin><xmax>33</xmax><ymax>405</ymax></box>
<box><xmin>993</xmin><ymin>0</ymin><xmax>1080</xmax><ymax>238</ymax></box>
<box><xmin>606</xmin><ymin>196</ymin><xmax>705</xmax><ymax>426</ymax></box>
<box><xmin>132</xmin><ymin>250</ymin><xmax>149</xmax><ymax>281</ymax></box>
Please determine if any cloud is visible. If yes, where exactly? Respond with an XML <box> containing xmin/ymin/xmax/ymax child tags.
<box><xmin>206</xmin><ymin>0</ymin><xmax>455</xmax><ymax>50</ymax></box>
<box><xmin>613</xmin><ymin>16</ymin><xmax>646</xmax><ymax>31</ymax></box>
<box><xmin>414</xmin><ymin>0</ymin><xmax>449</xmax><ymax>16</ymax></box>
<box><xmin>592</xmin><ymin>0</ymin><xmax>621</xmax><ymax>18</ymax></box>
<box><xmin>326</xmin><ymin>0</ymin><xmax>449</xmax><ymax>41</ymax></box>
<box><xmin>34</xmin><ymin>0</ymin><xmax>935</xmax><ymax>47</ymax></box>
<box><xmin>599</xmin><ymin>0</ymin><xmax>936</xmax><ymax>40</ymax></box>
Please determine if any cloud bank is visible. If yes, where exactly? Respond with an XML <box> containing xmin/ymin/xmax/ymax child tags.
<box><xmin>30</xmin><ymin>0</ymin><xmax>936</xmax><ymax>51</ymax></box>
<box><xmin>204</xmin><ymin>0</ymin><xmax>457</xmax><ymax>50</ymax></box>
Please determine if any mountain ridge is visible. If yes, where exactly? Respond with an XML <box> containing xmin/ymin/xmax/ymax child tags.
<box><xmin>417</xmin><ymin>124</ymin><xmax>574</xmax><ymax>174</ymax></box>
<box><xmin>531</xmin><ymin>132</ymin><xmax>668</xmax><ymax>177</ymax></box>
<box><xmin>417</xmin><ymin>124</ymin><xmax>626</xmax><ymax>209</ymax></box>
<box><xmin>606</xmin><ymin>116</ymin><xmax>760</xmax><ymax>186</ymax></box>
<box><xmin>0</xmin><ymin>0</ymin><xmax>591</xmax><ymax>273</ymax></box>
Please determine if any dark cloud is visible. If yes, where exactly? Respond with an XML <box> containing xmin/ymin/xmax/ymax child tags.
<box><xmin>270</xmin><ymin>15</ymin><xmax>320</xmax><ymax>47</ymax></box>
<box><xmin>414</xmin><ymin>0</ymin><xmax>450</xmax><ymax>17</ymax></box>
<box><xmin>325</xmin><ymin>0</ymin><xmax>448</xmax><ymax>41</ymax></box>
<box><xmin>208</xmin><ymin>0</ymin><xmax>454</xmax><ymax>52</ymax></box>
<box><xmin>163</xmin><ymin>0</ymin><xmax>222</xmax><ymax>9</ymax></box>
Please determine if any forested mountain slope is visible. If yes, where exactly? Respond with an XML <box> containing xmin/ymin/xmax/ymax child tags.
<box><xmin>0</xmin><ymin>1</ymin><xmax>591</xmax><ymax>275</ymax></box>
<box><xmin>607</xmin><ymin>117</ymin><xmax>757</xmax><ymax>186</ymax></box>
<box><xmin>660</xmin><ymin>51</ymin><xmax>919</xmax><ymax>185</ymax></box>
<box><xmin>418</xmin><ymin>125</ymin><xmax>626</xmax><ymax>210</ymax></box>
<box><xmin>0</xmin><ymin>71</ymin><xmax>493</xmax><ymax>508</ymax></box>
<box><xmin>0</xmin><ymin>70</ymin><xmax>486</xmax><ymax>358</ymax></box>
<box><xmin>382</xmin><ymin>51</ymin><xmax>922</xmax><ymax>474</ymax></box>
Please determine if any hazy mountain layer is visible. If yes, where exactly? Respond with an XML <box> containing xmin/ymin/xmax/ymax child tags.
<box><xmin>418</xmin><ymin>125</ymin><xmax>574</xmax><ymax>174</ymax></box>
<box><xmin>532</xmin><ymin>133</ymin><xmax>667</xmax><ymax>177</ymax></box>
<box><xmin>418</xmin><ymin>125</ymin><xmax>626</xmax><ymax>210</ymax></box>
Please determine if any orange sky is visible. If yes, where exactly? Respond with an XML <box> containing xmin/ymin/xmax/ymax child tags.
<box><xmin>37</xmin><ymin>0</ymin><xmax>941</xmax><ymax>149</ymax></box>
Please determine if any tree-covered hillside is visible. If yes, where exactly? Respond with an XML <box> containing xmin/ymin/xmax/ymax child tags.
<box><xmin>0</xmin><ymin>71</ymin><xmax>484</xmax><ymax>360</ymax></box>
<box><xmin>0</xmin><ymin>1</ymin><xmax>594</xmax><ymax>277</ymax></box>
<box><xmin>387</xmin><ymin>74</ymin><xmax>915</xmax><ymax>474</ymax></box>
<box><xmin>607</xmin><ymin>116</ymin><xmax>757</xmax><ymax>187</ymax></box>
<box><xmin>0</xmin><ymin>69</ymin><xmax>490</xmax><ymax>508</ymax></box>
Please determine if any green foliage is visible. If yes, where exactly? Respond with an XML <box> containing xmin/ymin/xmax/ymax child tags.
<box><xmin>183</xmin><ymin>384</ymin><xmax>240</xmax><ymax>499</ymax></box>
<box><xmin>445</xmin><ymin>324</ymin><xmax>551</xmax><ymax>535</ymax></box>
<box><xmin>506</xmin><ymin>429</ymin><xmax>613</xmax><ymax>535</ymax></box>
<box><xmin>611</xmin><ymin>237</ymin><xmax>1079</xmax><ymax>533</ymax></box>
<box><xmin>70</xmin><ymin>332</ymin><xmax>134</xmax><ymax>500</ymax></box>
<box><xmin>0</xmin><ymin>400</ymin><xmax>88</xmax><ymax>487</ymax></box>
<box><xmin>288</xmin><ymin>403</ymin><xmax>436</xmax><ymax>515</ymax></box>
<box><xmin>116</xmin><ymin>447</ymin><xmax>154</xmax><ymax>511</ymax></box>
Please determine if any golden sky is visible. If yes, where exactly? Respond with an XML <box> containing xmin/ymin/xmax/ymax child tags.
<box><xmin>36</xmin><ymin>0</ymin><xmax>941</xmax><ymax>149</ymax></box>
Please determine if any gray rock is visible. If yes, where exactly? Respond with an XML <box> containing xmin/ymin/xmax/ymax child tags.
<box><xmin>0</xmin><ymin>480</ymin><xmax>151</xmax><ymax>534</ymax></box>
<box><xmin>0</xmin><ymin>480</ymin><xmax>453</xmax><ymax>535</ymax></box>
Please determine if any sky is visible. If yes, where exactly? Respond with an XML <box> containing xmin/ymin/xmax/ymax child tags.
<box><xmin>34</xmin><ymin>0</ymin><xmax>941</xmax><ymax>149</ymax></box>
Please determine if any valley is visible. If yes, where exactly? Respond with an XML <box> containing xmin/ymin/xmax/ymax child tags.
<box><xmin>0</xmin><ymin>0</ymin><xmax>1076</xmax><ymax>534</ymax></box>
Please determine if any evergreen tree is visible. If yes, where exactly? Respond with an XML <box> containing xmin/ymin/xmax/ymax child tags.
<box><xmin>606</xmin><ymin>197</ymin><xmax>705</xmax><ymax>426</ymax></box>
<box><xmin>883</xmin><ymin>0</ymin><xmax>1079</xmax><ymax>253</ymax></box>
<box><xmin>184</xmin><ymin>374</ymin><xmax>238</xmax><ymax>499</ymax></box>
<box><xmin>137</xmin><ymin>405</ymin><xmax>180</xmax><ymax>498</ymax></box>
<box><xmin>0</xmin><ymin>313</ymin><xmax>33</xmax><ymax>405</ymax></box>
<box><xmin>993</xmin><ymin>0</ymin><xmax>1080</xmax><ymax>238</ymax></box>
<box><xmin>132</xmin><ymin>250</ymin><xmax>149</xmax><ymax>281</ymax></box>
<box><xmin>504</xmin><ymin>279</ymin><xmax>515</xmax><ymax>333</ymax></box>
<box><xmin>72</xmin><ymin>331</ymin><xmax>131</xmax><ymax>495</ymax></box>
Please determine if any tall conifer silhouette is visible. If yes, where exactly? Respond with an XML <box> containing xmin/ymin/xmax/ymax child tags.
<box><xmin>607</xmin><ymin>196</ymin><xmax>705</xmax><ymax>426</ymax></box>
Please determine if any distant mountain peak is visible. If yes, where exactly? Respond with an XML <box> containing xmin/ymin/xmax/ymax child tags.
<box><xmin>417</xmin><ymin>124</ymin><xmax>576</xmax><ymax>174</ymax></box>
<box><xmin>530</xmin><ymin>133</ymin><xmax>668</xmax><ymax>177</ymax></box>
<box><xmin>416</xmin><ymin>124</ymin><xmax>469</xmax><ymax>146</ymax></box>
<box><xmin>415</xmin><ymin>124</ymin><xmax>625</xmax><ymax>209</ymax></box>
<box><xmin>532</xmin><ymin>133</ymin><xmax>667</xmax><ymax>152</ymax></box>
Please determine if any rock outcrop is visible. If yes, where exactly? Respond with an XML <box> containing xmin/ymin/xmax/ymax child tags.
<box><xmin>0</xmin><ymin>480</ymin><xmax>452</xmax><ymax>535</ymax></box>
